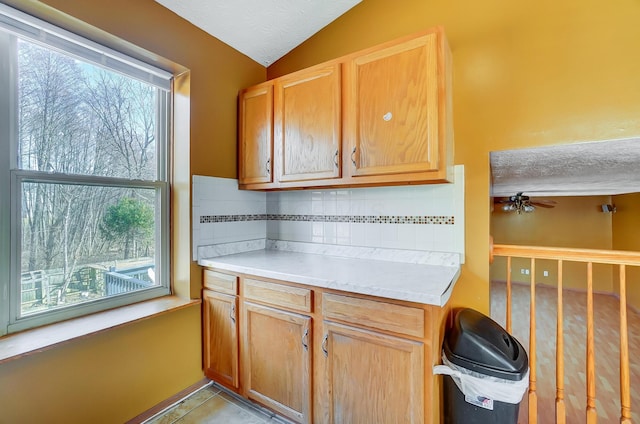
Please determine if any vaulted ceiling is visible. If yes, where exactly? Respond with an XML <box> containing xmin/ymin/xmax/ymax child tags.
<box><xmin>153</xmin><ymin>0</ymin><xmax>361</xmax><ymax>67</ymax></box>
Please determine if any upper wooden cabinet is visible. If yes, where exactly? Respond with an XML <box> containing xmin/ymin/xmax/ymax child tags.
<box><xmin>238</xmin><ymin>82</ymin><xmax>274</xmax><ymax>185</ymax></box>
<box><xmin>344</xmin><ymin>30</ymin><xmax>450</xmax><ymax>183</ymax></box>
<box><xmin>275</xmin><ymin>63</ymin><xmax>341</xmax><ymax>183</ymax></box>
<box><xmin>238</xmin><ymin>26</ymin><xmax>453</xmax><ymax>190</ymax></box>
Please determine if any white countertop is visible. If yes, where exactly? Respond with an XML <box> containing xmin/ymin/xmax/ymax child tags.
<box><xmin>198</xmin><ymin>241</ymin><xmax>460</xmax><ymax>306</ymax></box>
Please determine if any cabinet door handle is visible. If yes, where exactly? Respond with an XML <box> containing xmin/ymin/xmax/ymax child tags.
<box><xmin>266</xmin><ymin>158</ymin><xmax>271</xmax><ymax>175</ymax></box>
<box><xmin>333</xmin><ymin>150</ymin><xmax>339</xmax><ymax>168</ymax></box>
<box><xmin>322</xmin><ymin>333</ymin><xmax>328</xmax><ymax>357</ymax></box>
<box><xmin>350</xmin><ymin>147</ymin><xmax>357</xmax><ymax>167</ymax></box>
<box><xmin>301</xmin><ymin>328</ymin><xmax>309</xmax><ymax>351</ymax></box>
<box><xmin>230</xmin><ymin>303</ymin><xmax>236</xmax><ymax>324</ymax></box>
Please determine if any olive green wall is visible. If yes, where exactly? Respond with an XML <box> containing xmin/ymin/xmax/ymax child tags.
<box><xmin>612</xmin><ymin>193</ymin><xmax>640</xmax><ymax>309</ymax></box>
<box><xmin>269</xmin><ymin>0</ymin><xmax>640</xmax><ymax>313</ymax></box>
<box><xmin>489</xmin><ymin>193</ymin><xmax>640</xmax><ymax>310</ymax></box>
<box><xmin>3</xmin><ymin>0</ymin><xmax>640</xmax><ymax>421</ymax></box>
<box><xmin>490</xmin><ymin>196</ymin><xmax>614</xmax><ymax>292</ymax></box>
<box><xmin>0</xmin><ymin>306</ymin><xmax>201</xmax><ymax>423</ymax></box>
<box><xmin>0</xmin><ymin>0</ymin><xmax>265</xmax><ymax>422</ymax></box>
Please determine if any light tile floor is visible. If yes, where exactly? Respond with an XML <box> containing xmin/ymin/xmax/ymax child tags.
<box><xmin>145</xmin><ymin>383</ymin><xmax>293</xmax><ymax>424</ymax></box>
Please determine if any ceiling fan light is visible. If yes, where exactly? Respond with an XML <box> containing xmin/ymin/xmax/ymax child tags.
<box><xmin>524</xmin><ymin>205</ymin><xmax>535</xmax><ymax>213</ymax></box>
<box><xmin>503</xmin><ymin>204</ymin><xmax>515</xmax><ymax>211</ymax></box>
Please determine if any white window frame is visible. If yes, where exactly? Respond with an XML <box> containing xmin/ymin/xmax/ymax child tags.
<box><xmin>0</xmin><ymin>4</ymin><xmax>173</xmax><ymax>336</ymax></box>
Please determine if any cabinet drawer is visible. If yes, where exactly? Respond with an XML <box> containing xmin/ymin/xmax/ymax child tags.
<box><xmin>243</xmin><ymin>278</ymin><xmax>312</xmax><ymax>313</ymax></box>
<box><xmin>323</xmin><ymin>293</ymin><xmax>424</xmax><ymax>338</ymax></box>
<box><xmin>204</xmin><ymin>270</ymin><xmax>238</xmax><ymax>295</ymax></box>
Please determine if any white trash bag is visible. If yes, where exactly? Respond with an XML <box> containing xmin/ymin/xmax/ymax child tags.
<box><xmin>433</xmin><ymin>352</ymin><xmax>529</xmax><ymax>408</ymax></box>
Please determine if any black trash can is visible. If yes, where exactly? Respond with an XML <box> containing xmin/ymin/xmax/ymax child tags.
<box><xmin>441</xmin><ymin>308</ymin><xmax>528</xmax><ymax>424</ymax></box>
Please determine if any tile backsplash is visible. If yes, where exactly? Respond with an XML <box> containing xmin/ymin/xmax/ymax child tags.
<box><xmin>193</xmin><ymin>166</ymin><xmax>464</xmax><ymax>261</ymax></box>
<box><xmin>192</xmin><ymin>176</ymin><xmax>266</xmax><ymax>260</ymax></box>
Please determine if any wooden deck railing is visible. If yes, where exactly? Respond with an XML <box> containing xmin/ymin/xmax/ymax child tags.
<box><xmin>104</xmin><ymin>268</ymin><xmax>155</xmax><ymax>296</ymax></box>
<box><xmin>490</xmin><ymin>243</ymin><xmax>640</xmax><ymax>424</ymax></box>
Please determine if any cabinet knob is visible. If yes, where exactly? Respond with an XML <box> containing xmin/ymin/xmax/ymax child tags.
<box><xmin>322</xmin><ymin>333</ymin><xmax>329</xmax><ymax>357</ymax></box>
<box><xmin>383</xmin><ymin>112</ymin><xmax>393</xmax><ymax>121</ymax></box>
<box><xmin>302</xmin><ymin>328</ymin><xmax>309</xmax><ymax>351</ymax></box>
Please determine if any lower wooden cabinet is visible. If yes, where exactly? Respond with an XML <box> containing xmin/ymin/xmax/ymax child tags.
<box><xmin>203</xmin><ymin>289</ymin><xmax>239</xmax><ymax>389</ymax></box>
<box><xmin>322</xmin><ymin>321</ymin><xmax>425</xmax><ymax>424</ymax></box>
<box><xmin>242</xmin><ymin>302</ymin><xmax>312</xmax><ymax>423</ymax></box>
<box><xmin>202</xmin><ymin>269</ymin><xmax>443</xmax><ymax>423</ymax></box>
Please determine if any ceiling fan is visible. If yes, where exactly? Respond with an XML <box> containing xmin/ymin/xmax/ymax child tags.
<box><xmin>495</xmin><ymin>192</ymin><xmax>556</xmax><ymax>214</ymax></box>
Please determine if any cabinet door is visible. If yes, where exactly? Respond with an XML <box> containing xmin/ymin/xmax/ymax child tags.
<box><xmin>323</xmin><ymin>321</ymin><xmax>424</xmax><ymax>424</ymax></box>
<box><xmin>239</xmin><ymin>82</ymin><xmax>273</xmax><ymax>185</ymax></box>
<box><xmin>242</xmin><ymin>302</ymin><xmax>312</xmax><ymax>423</ymax></box>
<box><xmin>203</xmin><ymin>290</ymin><xmax>239</xmax><ymax>389</ymax></box>
<box><xmin>345</xmin><ymin>32</ymin><xmax>440</xmax><ymax>178</ymax></box>
<box><xmin>275</xmin><ymin>63</ymin><xmax>341</xmax><ymax>182</ymax></box>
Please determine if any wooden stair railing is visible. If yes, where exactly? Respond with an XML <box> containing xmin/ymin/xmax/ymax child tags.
<box><xmin>556</xmin><ymin>260</ymin><xmax>565</xmax><ymax>424</ymax></box>
<box><xmin>491</xmin><ymin>244</ymin><xmax>640</xmax><ymax>424</ymax></box>
<box><xmin>619</xmin><ymin>264</ymin><xmax>632</xmax><ymax>424</ymax></box>
<box><xmin>586</xmin><ymin>262</ymin><xmax>596</xmax><ymax>423</ymax></box>
<box><xmin>529</xmin><ymin>257</ymin><xmax>537</xmax><ymax>423</ymax></box>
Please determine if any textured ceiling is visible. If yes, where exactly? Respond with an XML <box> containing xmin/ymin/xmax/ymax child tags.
<box><xmin>491</xmin><ymin>138</ymin><xmax>640</xmax><ymax>198</ymax></box>
<box><xmin>153</xmin><ymin>0</ymin><xmax>361</xmax><ymax>66</ymax></box>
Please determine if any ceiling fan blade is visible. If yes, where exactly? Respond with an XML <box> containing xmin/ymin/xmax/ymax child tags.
<box><xmin>531</xmin><ymin>201</ymin><xmax>555</xmax><ymax>208</ymax></box>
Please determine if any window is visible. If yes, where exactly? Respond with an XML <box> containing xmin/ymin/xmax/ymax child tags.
<box><xmin>0</xmin><ymin>4</ymin><xmax>172</xmax><ymax>335</ymax></box>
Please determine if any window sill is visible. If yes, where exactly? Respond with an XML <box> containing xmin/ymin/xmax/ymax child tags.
<box><xmin>0</xmin><ymin>296</ymin><xmax>201</xmax><ymax>365</ymax></box>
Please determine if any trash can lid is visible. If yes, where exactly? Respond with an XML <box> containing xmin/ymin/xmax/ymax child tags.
<box><xmin>443</xmin><ymin>308</ymin><xmax>528</xmax><ymax>381</ymax></box>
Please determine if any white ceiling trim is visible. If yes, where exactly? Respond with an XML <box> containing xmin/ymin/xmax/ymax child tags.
<box><xmin>154</xmin><ymin>0</ymin><xmax>361</xmax><ymax>67</ymax></box>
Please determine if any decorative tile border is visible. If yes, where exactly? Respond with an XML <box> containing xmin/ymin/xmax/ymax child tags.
<box><xmin>200</xmin><ymin>214</ymin><xmax>266</xmax><ymax>223</ymax></box>
<box><xmin>200</xmin><ymin>214</ymin><xmax>454</xmax><ymax>225</ymax></box>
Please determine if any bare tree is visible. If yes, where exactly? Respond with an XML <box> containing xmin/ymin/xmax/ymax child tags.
<box><xmin>17</xmin><ymin>38</ymin><xmax>159</xmax><ymax>308</ymax></box>
<box><xmin>18</xmin><ymin>40</ymin><xmax>84</xmax><ymax>272</ymax></box>
<box><xmin>84</xmin><ymin>71</ymin><xmax>157</xmax><ymax>180</ymax></box>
